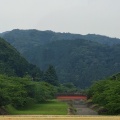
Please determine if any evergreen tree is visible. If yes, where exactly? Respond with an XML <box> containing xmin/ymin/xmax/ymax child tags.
<box><xmin>43</xmin><ymin>65</ymin><xmax>59</xmax><ymax>86</ymax></box>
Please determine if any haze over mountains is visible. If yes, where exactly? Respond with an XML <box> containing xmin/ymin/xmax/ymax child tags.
<box><xmin>1</xmin><ymin>29</ymin><xmax>120</xmax><ymax>88</ymax></box>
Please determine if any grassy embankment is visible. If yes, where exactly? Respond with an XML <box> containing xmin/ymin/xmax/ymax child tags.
<box><xmin>6</xmin><ymin>100</ymin><xmax>68</xmax><ymax>115</ymax></box>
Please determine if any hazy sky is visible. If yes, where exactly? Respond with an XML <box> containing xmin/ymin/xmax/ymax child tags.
<box><xmin>0</xmin><ymin>0</ymin><xmax>120</xmax><ymax>38</ymax></box>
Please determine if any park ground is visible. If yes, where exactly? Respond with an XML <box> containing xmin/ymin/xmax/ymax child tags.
<box><xmin>0</xmin><ymin>98</ymin><xmax>119</xmax><ymax>120</ymax></box>
<box><xmin>5</xmin><ymin>100</ymin><xmax>68</xmax><ymax>115</ymax></box>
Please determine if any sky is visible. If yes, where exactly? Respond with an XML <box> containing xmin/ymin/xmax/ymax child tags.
<box><xmin>0</xmin><ymin>0</ymin><xmax>120</xmax><ymax>38</ymax></box>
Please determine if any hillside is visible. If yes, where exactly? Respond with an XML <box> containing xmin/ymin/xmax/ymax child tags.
<box><xmin>1</xmin><ymin>29</ymin><xmax>120</xmax><ymax>88</ymax></box>
<box><xmin>23</xmin><ymin>39</ymin><xmax>120</xmax><ymax>88</ymax></box>
<box><xmin>0</xmin><ymin>37</ymin><xmax>42</xmax><ymax>80</ymax></box>
<box><xmin>1</xmin><ymin>29</ymin><xmax>120</xmax><ymax>53</ymax></box>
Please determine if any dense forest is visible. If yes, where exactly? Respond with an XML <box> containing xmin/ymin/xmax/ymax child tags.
<box><xmin>1</xmin><ymin>29</ymin><xmax>120</xmax><ymax>88</ymax></box>
<box><xmin>87</xmin><ymin>73</ymin><xmax>120</xmax><ymax>115</ymax></box>
<box><xmin>0</xmin><ymin>37</ymin><xmax>78</xmax><ymax>112</ymax></box>
<box><xmin>24</xmin><ymin>39</ymin><xmax>120</xmax><ymax>88</ymax></box>
<box><xmin>0</xmin><ymin>37</ymin><xmax>43</xmax><ymax>80</ymax></box>
<box><xmin>0</xmin><ymin>30</ymin><xmax>120</xmax><ymax>115</ymax></box>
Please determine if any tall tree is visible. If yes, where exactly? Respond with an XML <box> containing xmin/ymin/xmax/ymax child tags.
<box><xmin>43</xmin><ymin>65</ymin><xmax>59</xmax><ymax>86</ymax></box>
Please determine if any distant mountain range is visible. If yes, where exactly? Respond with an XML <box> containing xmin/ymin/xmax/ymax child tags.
<box><xmin>1</xmin><ymin>29</ymin><xmax>120</xmax><ymax>88</ymax></box>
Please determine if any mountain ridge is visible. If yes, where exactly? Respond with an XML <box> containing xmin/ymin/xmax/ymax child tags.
<box><xmin>1</xmin><ymin>29</ymin><xmax>120</xmax><ymax>46</ymax></box>
<box><xmin>1</xmin><ymin>29</ymin><xmax>120</xmax><ymax>88</ymax></box>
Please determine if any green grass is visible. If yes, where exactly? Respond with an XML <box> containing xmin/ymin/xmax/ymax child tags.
<box><xmin>6</xmin><ymin>100</ymin><xmax>68</xmax><ymax>115</ymax></box>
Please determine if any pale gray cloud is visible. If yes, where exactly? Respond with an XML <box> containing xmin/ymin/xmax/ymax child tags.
<box><xmin>0</xmin><ymin>0</ymin><xmax>120</xmax><ymax>38</ymax></box>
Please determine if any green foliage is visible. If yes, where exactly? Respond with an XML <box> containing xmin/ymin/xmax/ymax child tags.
<box><xmin>0</xmin><ymin>74</ymin><xmax>57</xmax><ymax>110</ymax></box>
<box><xmin>0</xmin><ymin>75</ymin><xmax>32</xmax><ymax>108</ymax></box>
<box><xmin>0</xmin><ymin>88</ymin><xmax>10</xmax><ymax>106</ymax></box>
<box><xmin>88</xmin><ymin>73</ymin><xmax>120</xmax><ymax>115</ymax></box>
<box><xmin>43</xmin><ymin>65</ymin><xmax>59</xmax><ymax>86</ymax></box>
<box><xmin>34</xmin><ymin>82</ymin><xmax>56</xmax><ymax>102</ymax></box>
<box><xmin>0</xmin><ymin>37</ymin><xmax>43</xmax><ymax>80</ymax></box>
<box><xmin>57</xmin><ymin>83</ymin><xmax>77</xmax><ymax>93</ymax></box>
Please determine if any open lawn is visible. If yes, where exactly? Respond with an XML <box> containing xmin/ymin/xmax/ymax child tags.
<box><xmin>6</xmin><ymin>100</ymin><xmax>68</xmax><ymax>115</ymax></box>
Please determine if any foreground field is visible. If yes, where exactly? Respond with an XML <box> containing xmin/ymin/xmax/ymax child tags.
<box><xmin>0</xmin><ymin>115</ymin><xmax>120</xmax><ymax>120</ymax></box>
<box><xmin>6</xmin><ymin>100</ymin><xmax>68</xmax><ymax>115</ymax></box>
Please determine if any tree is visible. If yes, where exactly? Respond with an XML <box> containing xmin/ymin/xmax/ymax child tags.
<box><xmin>88</xmin><ymin>76</ymin><xmax>120</xmax><ymax>115</ymax></box>
<box><xmin>43</xmin><ymin>65</ymin><xmax>59</xmax><ymax>86</ymax></box>
<box><xmin>0</xmin><ymin>87</ymin><xmax>10</xmax><ymax>107</ymax></box>
<box><xmin>34</xmin><ymin>82</ymin><xmax>56</xmax><ymax>102</ymax></box>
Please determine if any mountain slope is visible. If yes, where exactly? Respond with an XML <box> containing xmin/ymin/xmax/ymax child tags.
<box><xmin>1</xmin><ymin>29</ymin><xmax>120</xmax><ymax>54</ymax></box>
<box><xmin>0</xmin><ymin>37</ymin><xmax>42</xmax><ymax>79</ymax></box>
<box><xmin>24</xmin><ymin>39</ymin><xmax>120</xmax><ymax>88</ymax></box>
<box><xmin>1</xmin><ymin>29</ymin><xmax>120</xmax><ymax>88</ymax></box>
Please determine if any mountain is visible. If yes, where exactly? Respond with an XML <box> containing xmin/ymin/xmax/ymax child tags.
<box><xmin>1</xmin><ymin>29</ymin><xmax>120</xmax><ymax>88</ymax></box>
<box><xmin>0</xmin><ymin>37</ymin><xmax>42</xmax><ymax>79</ymax></box>
<box><xmin>1</xmin><ymin>29</ymin><xmax>120</xmax><ymax>53</ymax></box>
<box><xmin>24</xmin><ymin>39</ymin><xmax>120</xmax><ymax>88</ymax></box>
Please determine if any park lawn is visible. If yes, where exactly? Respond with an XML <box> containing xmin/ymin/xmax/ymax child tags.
<box><xmin>6</xmin><ymin>100</ymin><xmax>68</xmax><ymax>115</ymax></box>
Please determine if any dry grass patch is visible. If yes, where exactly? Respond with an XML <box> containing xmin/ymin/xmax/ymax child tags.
<box><xmin>0</xmin><ymin>116</ymin><xmax>120</xmax><ymax>120</ymax></box>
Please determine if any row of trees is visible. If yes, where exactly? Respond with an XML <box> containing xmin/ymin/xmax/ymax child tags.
<box><xmin>0</xmin><ymin>74</ymin><xmax>56</xmax><ymax>109</ymax></box>
<box><xmin>87</xmin><ymin>73</ymin><xmax>120</xmax><ymax>115</ymax></box>
<box><xmin>0</xmin><ymin>65</ymin><xmax>79</xmax><ymax>110</ymax></box>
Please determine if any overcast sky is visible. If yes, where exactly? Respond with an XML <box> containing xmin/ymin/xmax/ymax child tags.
<box><xmin>0</xmin><ymin>0</ymin><xmax>120</xmax><ymax>38</ymax></box>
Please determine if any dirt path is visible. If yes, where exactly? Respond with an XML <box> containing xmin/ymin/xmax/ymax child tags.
<box><xmin>73</xmin><ymin>100</ymin><xmax>98</xmax><ymax>115</ymax></box>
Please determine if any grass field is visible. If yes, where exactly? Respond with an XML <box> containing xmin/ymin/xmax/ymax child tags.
<box><xmin>0</xmin><ymin>115</ymin><xmax>120</xmax><ymax>120</ymax></box>
<box><xmin>6</xmin><ymin>100</ymin><xmax>68</xmax><ymax>115</ymax></box>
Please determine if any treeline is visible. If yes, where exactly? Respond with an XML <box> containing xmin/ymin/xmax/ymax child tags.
<box><xmin>87</xmin><ymin>73</ymin><xmax>120</xmax><ymax>115</ymax></box>
<box><xmin>0</xmin><ymin>74</ymin><xmax>56</xmax><ymax>109</ymax></box>
<box><xmin>0</xmin><ymin>72</ymin><xmax>78</xmax><ymax>110</ymax></box>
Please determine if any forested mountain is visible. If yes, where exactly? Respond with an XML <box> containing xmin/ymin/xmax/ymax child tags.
<box><xmin>1</xmin><ymin>29</ymin><xmax>120</xmax><ymax>88</ymax></box>
<box><xmin>1</xmin><ymin>29</ymin><xmax>120</xmax><ymax>53</ymax></box>
<box><xmin>23</xmin><ymin>39</ymin><xmax>120</xmax><ymax>88</ymax></box>
<box><xmin>0</xmin><ymin>37</ymin><xmax>42</xmax><ymax>80</ymax></box>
